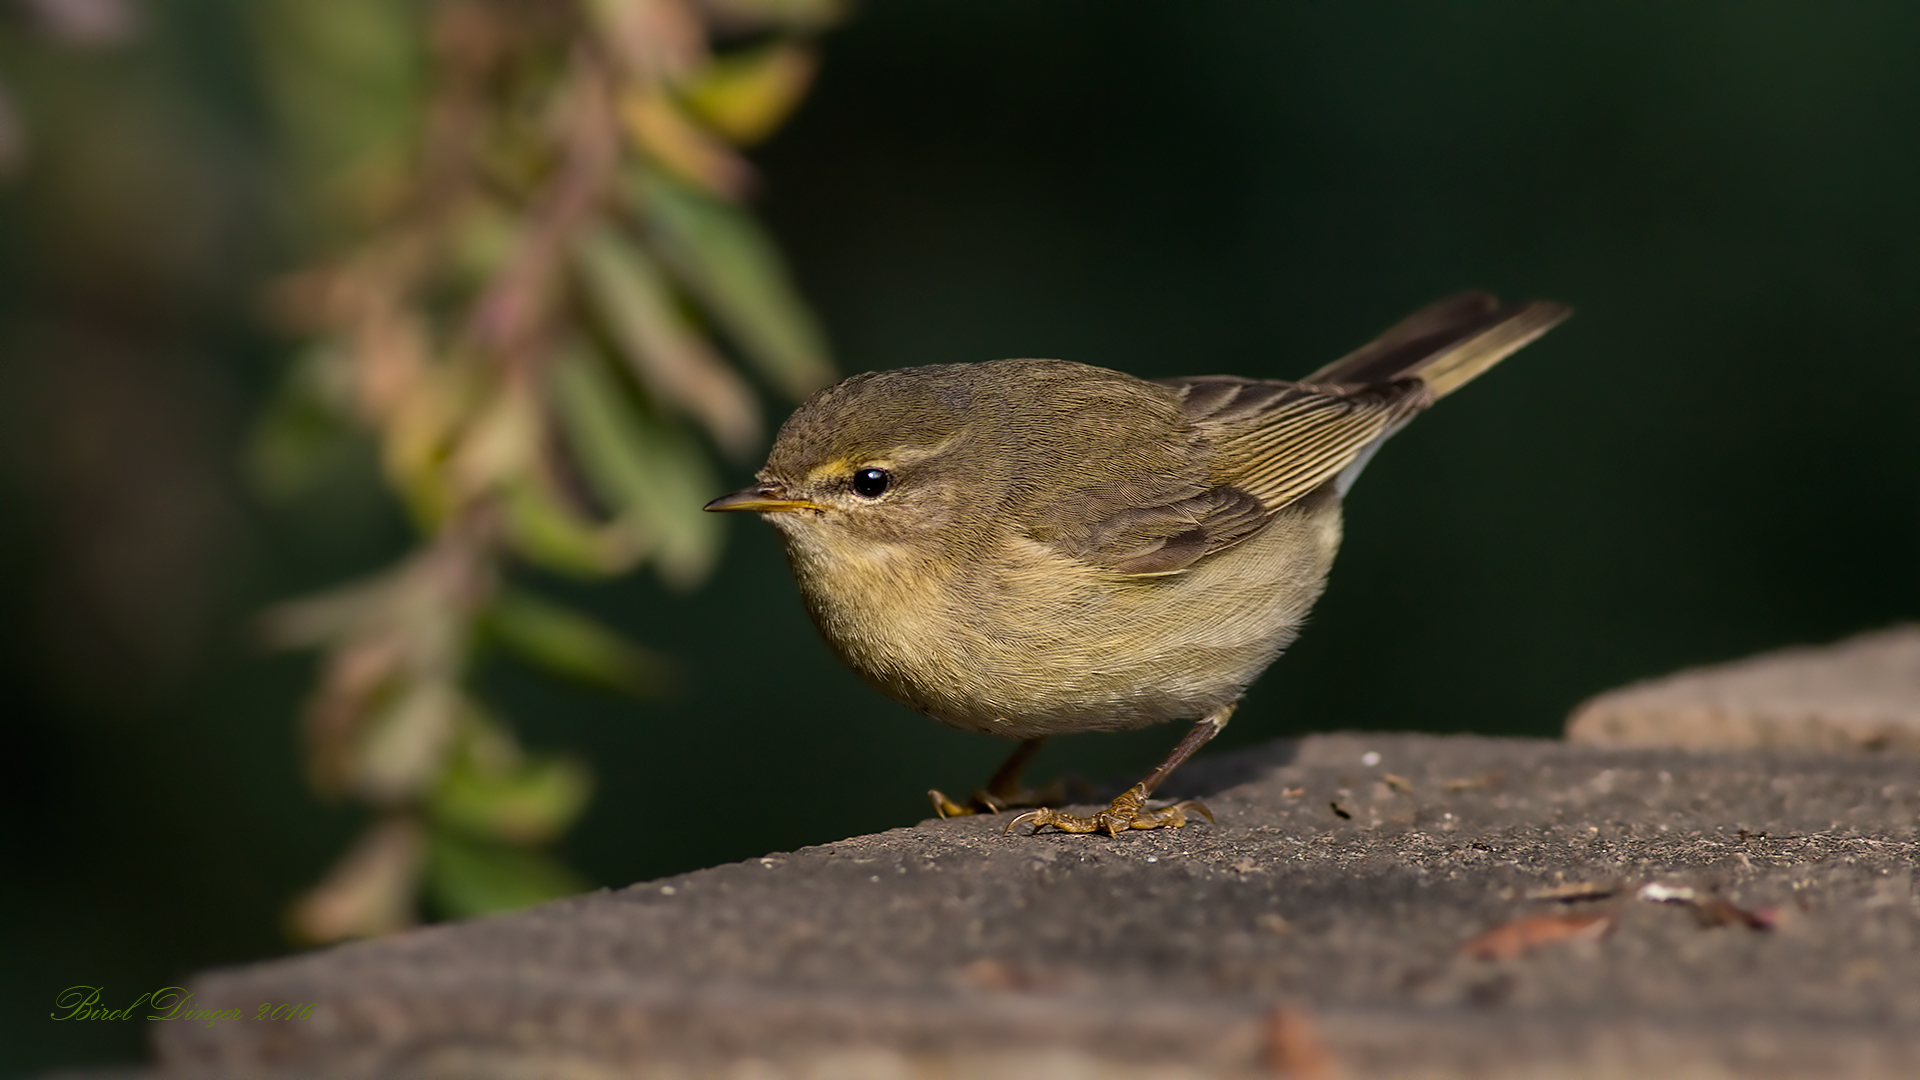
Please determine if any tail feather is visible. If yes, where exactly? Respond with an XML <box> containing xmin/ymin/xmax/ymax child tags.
<box><xmin>1303</xmin><ymin>292</ymin><xmax>1571</xmax><ymax>400</ymax></box>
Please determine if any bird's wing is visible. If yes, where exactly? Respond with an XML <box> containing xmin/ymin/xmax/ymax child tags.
<box><xmin>1049</xmin><ymin>296</ymin><xmax>1562</xmax><ymax>577</ymax></box>
<box><xmin>1028</xmin><ymin>378</ymin><xmax>1423</xmax><ymax>578</ymax></box>
<box><xmin>1009</xmin><ymin>375</ymin><xmax>1275</xmax><ymax>578</ymax></box>
<box><xmin>1047</xmin><ymin>481</ymin><xmax>1275</xmax><ymax>577</ymax></box>
<box><xmin>1158</xmin><ymin>376</ymin><xmax>1431</xmax><ymax>513</ymax></box>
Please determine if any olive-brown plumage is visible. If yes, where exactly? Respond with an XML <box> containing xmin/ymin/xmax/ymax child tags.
<box><xmin>707</xmin><ymin>292</ymin><xmax>1568</xmax><ymax>835</ymax></box>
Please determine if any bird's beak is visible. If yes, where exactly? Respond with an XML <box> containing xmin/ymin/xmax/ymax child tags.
<box><xmin>703</xmin><ymin>484</ymin><xmax>825</xmax><ymax>514</ymax></box>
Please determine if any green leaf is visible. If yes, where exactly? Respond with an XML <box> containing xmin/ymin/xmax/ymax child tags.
<box><xmin>575</xmin><ymin>225</ymin><xmax>760</xmax><ymax>456</ymax></box>
<box><xmin>258</xmin><ymin>569</ymin><xmax>403</xmax><ymax>649</ymax></box>
<box><xmin>498</xmin><ymin>464</ymin><xmax>644</xmax><ymax>578</ymax></box>
<box><xmin>351</xmin><ymin>679</ymin><xmax>460</xmax><ymax>803</ymax></box>
<box><xmin>431</xmin><ymin>745</ymin><xmax>593</xmax><ymax>845</ymax></box>
<box><xmin>679</xmin><ymin>43</ymin><xmax>818</xmax><ymax>146</ymax></box>
<box><xmin>288</xmin><ymin>815</ymin><xmax>423</xmax><ymax>943</ymax></box>
<box><xmin>445</xmin><ymin>194</ymin><xmax>519</xmax><ymax>293</ymax></box>
<box><xmin>630</xmin><ymin>170</ymin><xmax>834</xmax><ymax>400</ymax></box>
<box><xmin>551</xmin><ymin>345</ymin><xmax>723</xmax><ymax>589</ymax></box>
<box><xmin>424</xmin><ymin>826</ymin><xmax>591</xmax><ymax>919</ymax></box>
<box><xmin>482</xmin><ymin>588</ymin><xmax>673</xmax><ymax>698</ymax></box>
<box><xmin>619</xmin><ymin>88</ymin><xmax>753</xmax><ymax>198</ymax></box>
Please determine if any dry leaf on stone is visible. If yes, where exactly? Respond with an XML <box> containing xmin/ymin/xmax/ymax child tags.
<box><xmin>1526</xmin><ymin>881</ymin><xmax>1618</xmax><ymax>903</ymax></box>
<box><xmin>1460</xmin><ymin>910</ymin><xmax>1613</xmax><ymax>961</ymax></box>
<box><xmin>1639</xmin><ymin>882</ymin><xmax>1778</xmax><ymax>931</ymax></box>
<box><xmin>1638</xmin><ymin>881</ymin><xmax>1697</xmax><ymax>904</ymax></box>
<box><xmin>1691</xmin><ymin>898</ymin><xmax>1780</xmax><ymax>930</ymax></box>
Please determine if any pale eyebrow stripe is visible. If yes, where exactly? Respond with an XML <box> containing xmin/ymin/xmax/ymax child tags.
<box><xmin>801</xmin><ymin>433</ymin><xmax>964</xmax><ymax>483</ymax></box>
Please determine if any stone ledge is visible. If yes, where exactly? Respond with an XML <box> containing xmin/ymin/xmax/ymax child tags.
<box><xmin>145</xmin><ymin>733</ymin><xmax>1920</xmax><ymax>1079</ymax></box>
<box><xmin>1567</xmin><ymin>625</ymin><xmax>1920</xmax><ymax>754</ymax></box>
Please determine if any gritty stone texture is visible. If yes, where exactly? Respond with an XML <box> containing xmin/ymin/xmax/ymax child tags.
<box><xmin>148</xmin><ymin>733</ymin><xmax>1920</xmax><ymax>1080</ymax></box>
<box><xmin>1567</xmin><ymin>625</ymin><xmax>1920</xmax><ymax>754</ymax></box>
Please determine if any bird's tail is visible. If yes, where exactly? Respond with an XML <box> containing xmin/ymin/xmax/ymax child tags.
<box><xmin>1303</xmin><ymin>292</ymin><xmax>1571</xmax><ymax>400</ymax></box>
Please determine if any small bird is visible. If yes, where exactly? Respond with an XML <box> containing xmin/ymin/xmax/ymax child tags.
<box><xmin>706</xmin><ymin>293</ymin><xmax>1568</xmax><ymax>835</ymax></box>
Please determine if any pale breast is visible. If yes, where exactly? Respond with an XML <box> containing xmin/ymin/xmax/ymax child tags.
<box><xmin>785</xmin><ymin>492</ymin><xmax>1345</xmax><ymax>739</ymax></box>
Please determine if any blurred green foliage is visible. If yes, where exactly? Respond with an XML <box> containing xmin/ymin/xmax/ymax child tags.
<box><xmin>245</xmin><ymin>0</ymin><xmax>838</xmax><ymax>941</ymax></box>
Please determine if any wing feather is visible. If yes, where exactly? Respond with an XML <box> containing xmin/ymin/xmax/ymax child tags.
<box><xmin>1155</xmin><ymin>376</ymin><xmax>1429</xmax><ymax>512</ymax></box>
<box><xmin>1023</xmin><ymin>295</ymin><xmax>1563</xmax><ymax>578</ymax></box>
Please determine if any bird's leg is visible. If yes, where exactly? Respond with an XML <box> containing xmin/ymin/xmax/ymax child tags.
<box><xmin>932</xmin><ymin>737</ymin><xmax>1045</xmax><ymax>816</ymax></box>
<box><xmin>1007</xmin><ymin>704</ymin><xmax>1234</xmax><ymax>836</ymax></box>
<box><xmin>929</xmin><ymin>737</ymin><xmax>1089</xmax><ymax>817</ymax></box>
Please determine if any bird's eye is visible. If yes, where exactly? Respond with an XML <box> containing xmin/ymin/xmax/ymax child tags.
<box><xmin>851</xmin><ymin>467</ymin><xmax>891</xmax><ymax>498</ymax></box>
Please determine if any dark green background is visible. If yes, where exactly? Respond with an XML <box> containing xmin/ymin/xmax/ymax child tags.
<box><xmin>5</xmin><ymin>2</ymin><xmax>1917</xmax><ymax>1073</ymax></box>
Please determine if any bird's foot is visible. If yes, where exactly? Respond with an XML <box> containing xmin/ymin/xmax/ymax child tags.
<box><xmin>928</xmin><ymin>774</ymin><xmax>1090</xmax><ymax>818</ymax></box>
<box><xmin>1003</xmin><ymin>784</ymin><xmax>1214</xmax><ymax>837</ymax></box>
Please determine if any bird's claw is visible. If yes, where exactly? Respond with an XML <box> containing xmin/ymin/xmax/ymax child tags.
<box><xmin>929</xmin><ymin>774</ymin><xmax>1093</xmax><ymax>819</ymax></box>
<box><xmin>1003</xmin><ymin>786</ymin><xmax>1213</xmax><ymax>836</ymax></box>
<box><xmin>930</xmin><ymin>788</ymin><xmax>998</xmax><ymax>818</ymax></box>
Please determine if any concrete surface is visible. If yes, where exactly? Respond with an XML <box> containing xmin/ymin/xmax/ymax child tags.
<box><xmin>1568</xmin><ymin>625</ymin><xmax>1920</xmax><ymax>755</ymax></box>
<box><xmin>144</xmin><ymin>732</ymin><xmax>1920</xmax><ymax>1079</ymax></box>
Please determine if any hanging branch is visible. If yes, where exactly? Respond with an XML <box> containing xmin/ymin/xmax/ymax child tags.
<box><xmin>248</xmin><ymin>0</ymin><xmax>839</xmax><ymax>942</ymax></box>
